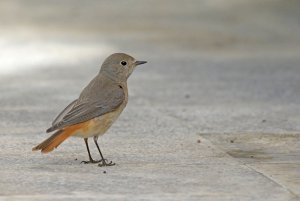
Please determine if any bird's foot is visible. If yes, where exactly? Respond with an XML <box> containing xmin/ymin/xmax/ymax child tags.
<box><xmin>98</xmin><ymin>159</ymin><xmax>115</xmax><ymax>167</ymax></box>
<box><xmin>81</xmin><ymin>159</ymin><xmax>100</xmax><ymax>164</ymax></box>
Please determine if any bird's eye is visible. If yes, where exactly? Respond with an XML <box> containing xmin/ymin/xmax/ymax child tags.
<box><xmin>120</xmin><ymin>61</ymin><xmax>127</xmax><ymax>66</ymax></box>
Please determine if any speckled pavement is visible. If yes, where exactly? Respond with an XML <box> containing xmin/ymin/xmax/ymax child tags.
<box><xmin>0</xmin><ymin>1</ymin><xmax>300</xmax><ymax>200</ymax></box>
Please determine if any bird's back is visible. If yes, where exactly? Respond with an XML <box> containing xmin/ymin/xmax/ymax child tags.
<box><xmin>47</xmin><ymin>74</ymin><xmax>127</xmax><ymax>133</ymax></box>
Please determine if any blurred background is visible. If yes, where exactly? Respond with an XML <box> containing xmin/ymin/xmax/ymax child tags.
<box><xmin>1</xmin><ymin>0</ymin><xmax>299</xmax><ymax>74</ymax></box>
<box><xmin>0</xmin><ymin>0</ymin><xmax>300</xmax><ymax>200</ymax></box>
<box><xmin>1</xmin><ymin>0</ymin><xmax>300</xmax><ymax>132</ymax></box>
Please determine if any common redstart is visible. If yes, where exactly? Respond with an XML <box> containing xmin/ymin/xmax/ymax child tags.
<box><xmin>33</xmin><ymin>53</ymin><xmax>147</xmax><ymax>167</ymax></box>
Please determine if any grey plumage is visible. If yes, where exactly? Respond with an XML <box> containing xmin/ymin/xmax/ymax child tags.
<box><xmin>52</xmin><ymin>99</ymin><xmax>78</xmax><ymax>126</ymax></box>
<box><xmin>33</xmin><ymin>53</ymin><xmax>147</xmax><ymax>166</ymax></box>
<box><xmin>47</xmin><ymin>74</ymin><xmax>125</xmax><ymax>133</ymax></box>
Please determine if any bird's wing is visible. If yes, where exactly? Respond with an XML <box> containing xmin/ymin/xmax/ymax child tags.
<box><xmin>52</xmin><ymin>99</ymin><xmax>78</xmax><ymax>126</ymax></box>
<box><xmin>47</xmin><ymin>85</ymin><xmax>125</xmax><ymax>133</ymax></box>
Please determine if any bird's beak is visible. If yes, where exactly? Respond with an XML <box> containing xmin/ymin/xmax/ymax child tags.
<box><xmin>134</xmin><ymin>60</ymin><xmax>147</xmax><ymax>66</ymax></box>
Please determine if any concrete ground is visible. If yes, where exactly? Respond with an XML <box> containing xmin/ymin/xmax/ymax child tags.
<box><xmin>0</xmin><ymin>0</ymin><xmax>300</xmax><ymax>200</ymax></box>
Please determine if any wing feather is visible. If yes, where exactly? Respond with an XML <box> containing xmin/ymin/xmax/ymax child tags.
<box><xmin>52</xmin><ymin>99</ymin><xmax>78</xmax><ymax>126</ymax></box>
<box><xmin>47</xmin><ymin>82</ymin><xmax>124</xmax><ymax>133</ymax></box>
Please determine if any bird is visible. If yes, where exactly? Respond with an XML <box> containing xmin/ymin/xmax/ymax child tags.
<box><xmin>32</xmin><ymin>53</ymin><xmax>147</xmax><ymax>167</ymax></box>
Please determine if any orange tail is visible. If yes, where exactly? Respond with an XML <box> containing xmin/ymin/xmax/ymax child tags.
<box><xmin>32</xmin><ymin>129</ymin><xmax>74</xmax><ymax>153</ymax></box>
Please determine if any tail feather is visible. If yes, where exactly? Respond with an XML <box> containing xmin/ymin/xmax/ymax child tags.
<box><xmin>32</xmin><ymin>130</ymin><xmax>73</xmax><ymax>153</ymax></box>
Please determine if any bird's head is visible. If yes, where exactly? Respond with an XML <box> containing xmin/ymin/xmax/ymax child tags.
<box><xmin>100</xmin><ymin>53</ymin><xmax>147</xmax><ymax>82</ymax></box>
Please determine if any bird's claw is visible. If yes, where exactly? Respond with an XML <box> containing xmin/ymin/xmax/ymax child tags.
<box><xmin>98</xmin><ymin>159</ymin><xmax>115</xmax><ymax>167</ymax></box>
<box><xmin>81</xmin><ymin>159</ymin><xmax>100</xmax><ymax>164</ymax></box>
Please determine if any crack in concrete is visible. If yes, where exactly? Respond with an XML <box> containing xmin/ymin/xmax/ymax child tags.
<box><xmin>153</xmin><ymin>105</ymin><xmax>300</xmax><ymax>199</ymax></box>
<box><xmin>245</xmin><ymin>164</ymin><xmax>300</xmax><ymax>199</ymax></box>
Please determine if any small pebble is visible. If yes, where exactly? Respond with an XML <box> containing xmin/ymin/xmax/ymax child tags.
<box><xmin>230</xmin><ymin>140</ymin><xmax>234</xmax><ymax>143</ymax></box>
<box><xmin>197</xmin><ymin>139</ymin><xmax>201</xmax><ymax>143</ymax></box>
<box><xmin>75</xmin><ymin>158</ymin><xmax>78</xmax><ymax>161</ymax></box>
<box><xmin>185</xmin><ymin>94</ymin><xmax>190</xmax><ymax>99</ymax></box>
<box><xmin>262</xmin><ymin>119</ymin><xmax>267</xmax><ymax>123</ymax></box>
<box><xmin>103</xmin><ymin>171</ymin><xmax>107</xmax><ymax>174</ymax></box>
<box><xmin>250</xmin><ymin>156</ymin><xmax>254</xmax><ymax>158</ymax></box>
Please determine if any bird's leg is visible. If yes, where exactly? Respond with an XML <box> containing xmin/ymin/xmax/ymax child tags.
<box><xmin>81</xmin><ymin>138</ymin><xmax>99</xmax><ymax>164</ymax></box>
<box><xmin>93</xmin><ymin>136</ymin><xmax>115</xmax><ymax>167</ymax></box>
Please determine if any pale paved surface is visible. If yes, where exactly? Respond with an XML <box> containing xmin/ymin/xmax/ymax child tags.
<box><xmin>0</xmin><ymin>1</ymin><xmax>300</xmax><ymax>201</ymax></box>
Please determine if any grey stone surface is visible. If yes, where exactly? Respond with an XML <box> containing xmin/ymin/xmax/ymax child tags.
<box><xmin>0</xmin><ymin>0</ymin><xmax>300</xmax><ymax>200</ymax></box>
